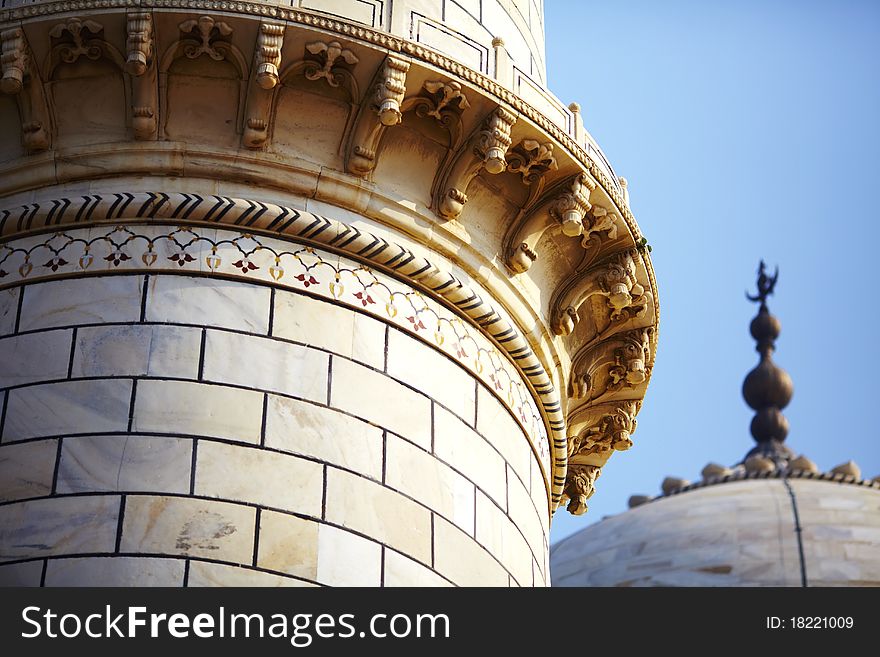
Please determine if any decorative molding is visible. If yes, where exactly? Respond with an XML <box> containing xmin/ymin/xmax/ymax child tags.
<box><xmin>346</xmin><ymin>55</ymin><xmax>410</xmax><ymax>176</ymax></box>
<box><xmin>434</xmin><ymin>106</ymin><xmax>516</xmax><ymax>220</ymax></box>
<box><xmin>560</xmin><ymin>464</ymin><xmax>600</xmax><ymax>515</ymax></box>
<box><xmin>550</xmin><ymin>250</ymin><xmax>651</xmax><ymax>336</ymax></box>
<box><xmin>303</xmin><ymin>40</ymin><xmax>358</xmax><ymax>87</ymax></box>
<box><xmin>569</xmin><ymin>327</ymin><xmax>654</xmax><ymax>403</ymax></box>
<box><xmin>126</xmin><ymin>12</ymin><xmax>157</xmax><ymax>140</ymax></box>
<box><xmin>503</xmin><ymin>173</ymin><xmax>596</xmax><ymax>274</ymax></box>
<box><xmin>243</xmin><ymin>21</ymin><xmax>284</xmax><ymax>148</ymax></box>
<box><xmin>506</xmin><ymin>139</ymin><xmax>557</xmax><ymax>185</ymax></box>
<box><xmin>0</xmin><ymin>26</ymin><xmax>50</xmax><ymax>152</ymax></box>
<box><xmin>0</xmin><ymin>192</ymin><xmax>561</xmax><ymax>507</ymax></box>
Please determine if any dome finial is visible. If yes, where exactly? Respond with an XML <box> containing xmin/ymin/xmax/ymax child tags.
<box><xmin>741</xmin><ymin>261</ymin><xmax>794</xmax><ymax>465</ymax></box>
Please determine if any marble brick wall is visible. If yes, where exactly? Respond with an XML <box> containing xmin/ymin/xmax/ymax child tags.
<box><xmin>0</xmin><ymin>257</ymin><xmax>550</xmax><ymax>586</ymax></box>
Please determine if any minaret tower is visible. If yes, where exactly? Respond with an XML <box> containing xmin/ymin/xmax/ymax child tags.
<box><xmin>0</xmin><ymin>2</ymin><xmax>658</xmax><ymax>586</ymax></box>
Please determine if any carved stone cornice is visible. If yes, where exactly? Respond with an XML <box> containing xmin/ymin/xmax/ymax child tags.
<box><xmin>346</xmin><ymin>55</ymin><xmax>410</xmax><ymax>176</ymax></box>
<box><xmin>434</xmin><ymin>106</ymin><xmax>516</xmax><ymax>220</ymax></box>
<box><xmin>550</xmin><ymin>249</ymin><xmax>652</xmax><ymax>337</ymax></box>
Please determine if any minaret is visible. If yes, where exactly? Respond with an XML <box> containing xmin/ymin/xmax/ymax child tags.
<box><xmin>0</xmin><ymin>3</ymin><xmax>658</xmax><ymax>586</ymax></box>
<box><xmin>742</xmin><ymin>261</ymin><xmax>795</xmax><ymax>465</ymax></box>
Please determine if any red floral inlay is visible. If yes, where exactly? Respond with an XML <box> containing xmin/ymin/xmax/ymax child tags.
<box><xmin>454</xmin><ymin>343</ymin><xmax>468</xmax><ymax>359</ymax></box>
<box><xmin>43</xmin><ymin>256</ymin><xmax>68</xmax><ymax>272</ymax></box>
<box><xmin>353</xmin><ymin>291</ymin><xmax>375</xmax><ymax>307</ymax></box>
<box><xmin>169</xmin><ymin>252</ymin><xmax>196</xmax><ymax>267</ymax></box>
<box><xmin>406</xmin><ymin>315</ymin><xmax>426</xmax><ymax>331</ymax></box>
<box><xmin>104</xmin><ymin>251</ymin><xmax>131</xmax><ymax>266</ymax></box>
<box><xmin>295</xmin><ymin>274</ymin><xmax>319</xmax><ymax>287</ymax></box>
<box><xmin>232</xmin><ymin>259</ymin><xmax>259</xmax><ymax>273</ymax></box>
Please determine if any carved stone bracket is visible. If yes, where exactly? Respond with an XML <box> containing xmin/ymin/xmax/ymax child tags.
<box><xmin>434</xmin><ymin>106</ymin><xmax>516</xmax><ymax>220</ymax></box>
<box><xmin>126</xmin><ymin>12</ymin><xmax>157</xmax><ymax>140</ymax></box>
<box><xmin>567</xmin><ymin>400</ymin><xmax>641</xmax><ymax>465</ymax></box>
<box><xmin>560</xmin><ymin>464</ymin><xmax>601</xmax><ymax>515</ymax></box>
<box><xmin>506</xmin><ymin>139</ymin><xmax>557</xmax><ymax>185</ymax></box>
<box><xmin>346</xmin><ymin>55</ymin><xmax>410</xmax><ymax>176</ymax></box>
<box><xmin>551</xmin><ymin>250</ymin><xmax>652</xmax><ymax>336</ymax></box>
<box><xmin>243</xmin><ymin>22</ymin><xmax>284</xmax><ymax>148</ymax></box>
<box><xmin>0</xmin><ymin>27</ymin><xmax>50</xmax><ymax>151</ymax></box>
<box><xmin>504</xmin><ymin>173</ymin><xmax>596</xmax><ymax>274</ymax></box>
<box><xmin>569</xmin><ymin>327</ymin><xmax>654</xmax><ymax>402</ymax></box>
<box><xmin>303</xmin><ymin>40</ymin><xmax>358</xmax><ymax>87</ymax></box>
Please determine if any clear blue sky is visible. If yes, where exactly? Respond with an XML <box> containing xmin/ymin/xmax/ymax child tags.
<box><xmin>545</xmin><ymin>0</ymin><xmax>880</xmax><ymax>543</ymax></box>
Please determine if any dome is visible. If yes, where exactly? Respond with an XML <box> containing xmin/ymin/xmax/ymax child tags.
<box><xmin>550</xmin><ymin>472</ymin><xmax>880</xmax><ymax>587</ymax></box>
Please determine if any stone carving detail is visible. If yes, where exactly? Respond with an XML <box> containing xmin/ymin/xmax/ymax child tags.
<box><xmin>346</xmin><ymin>55</ymin><xmax>410</xmax><ymax>176</ymax></box>
<box><xmin>435</xmin><ymin>106</ymin><xmax>516</xmax><ymax>220</ymax></box>
<box><xmin>126</xmin><ymin>12</ymin><xmax>157</xmax><ymax>140</ymax></box>
<box><xmin>255</xmin><ymin>22</ymin><xmax>284</xmax><ymax>90</ymax></box>
<box><xmin>579</xmin><ymin>204</ymin><xmax>618</xmax><ymax>256</ymax></box>
<box><xmin>243</xmin><ymin>22</ymin><xmax>285</xmax><ymax>148</ymax></box>
<box><xmin>504</xmin><ymin>173</ymin><xmax>597</xmax><ymax>274</ymax></box>
<box><xmin>551</xmin><ymin>250</ymin><xmax>651</xmax><ymax>336</ymax></box>
<box><xmin>568</xmin><ymin>400</ymin><xmax>640</xmax><ymax>460</ymax></box>
<box><xmin>178</xmin><ymin>16</ymin><xmax>233</xmax><ymax>61</ymax></box>
<box><xmin>404</xmin><ymin>80</ymin><xmax>470</xmax><ymax>121</ymax></box>
<box><xmin>49</xmin><ymin>18</ymin><xmax>104</xmax><ymax>64</ymax></box>
<box><xmin>0</xmin><ymin>27</ymin><xmax>50</xmax><ymax>151</ymax></box>
<box><xmin>560</xmin><ymin>464</ymin><xmax>601</xmax><ymax>515</ymax></box>
<box><xmin>569</xmin><ymin>327</ymin><xmax>654</xmax><ymax>402</ymax></box>
<box><xmin>304</xmin><ymin>40</ymin><xmax>358</xmax><ymax>87</ymax></box>
<box><xmin>506</xmin><ymin>139</ymin><xmax>557</xmax><ymax>184</ymax></box>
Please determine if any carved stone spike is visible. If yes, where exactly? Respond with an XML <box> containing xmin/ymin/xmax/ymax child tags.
<box><xmin>551</xmin><ymin>250</ymin><xmax>650</xmax><ymax>336</ymax></box>
<box><xmin>304</xmin><ymin>40</ymin><xmax>358</xmax><ymax>87</ymax></box>
<box><xmin>550</xmin><ymin>172</ymin><xmax>593</xmax><ymax>237</ymax></box>
<box><xmin>347</xmin><ymin>55</ymin><xmax>410</xmax><ymax>176</ymax></box>
<box><xmin>437</xmin><ymin>106</ymin><xmax>516</xmax><ymax>220</ymax></box>
<box><xmin>255</xmin><ymin>23</ymin><xmax>284</xmax><ymax>90</ymax></box>
<box><xmin>561</xmin><ymin>464</ymin><xmax>600</xmax><ymax>515</ymax></box>
<box><xmin>49</xmin><ymin>18</ymin><xmax>104</xmax><ymax>65</ymax></box>
<box><xmin>788</xmin><ymin>454</ymin><xmax>818</xmax><ymax>474</ymax></box>
<box><xmin>0</xmin><ymin>27</ymin><xmax>25</xmax><ymax>94</ymax></box>
<box><xmin>661</xmin><ymin>476</ymin><xmax>690</xmax><ymax>495</ymax></box>
<box><xmin>506</xmin><ymin>139</ymin><xmax>557</xmax><ymax>185</ymax></box>
<box><xmin>179</xmin><ymin>16</ymin><xmax>233</xmax><ymax>61</ymax></box>
<box><xmin>125</xmin><ymin>12</ymin><xmax>153</xmax><ymax>76</ymax></box>
<box><xmin>744</xmin><ymin>454</ymin><xmax>775</xmax><ymax>474</ymax></box>
<box><xmin>701</xmin><ymin>462</ymin><xmax>733</xmax><ymax>479</ymax></box>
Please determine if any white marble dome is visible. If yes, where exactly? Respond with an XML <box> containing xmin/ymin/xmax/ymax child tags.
<box><xmin>550</xmin><ymin>473</ymin><xmax>880</xmax><ymax>587</ymax></box>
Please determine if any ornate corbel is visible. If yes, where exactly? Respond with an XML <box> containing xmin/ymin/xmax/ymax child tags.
<box><xmin>303</xmin><ymin>40</ymin><xmax>358</xmax><ymax>88</ymax></box>
<box><xmin>567</xmin><ymin>400</ymin><xmax>641</xmax><ymax>464</ymax></box>
<box><xmin>243</xmin><ymin>22</ymin><xmax>284</xmax><ymax>148</ymax></box>
<box><xmin>346</xmin><ymin>55</ymin><xmax>410</xmax><ymax>176</ymax></box>
<box><xmin>0</xmin><ymin>27</ymin><xmax>50</xmax><ymax>152</ymax></box>
<box><xmin>560</xmin><ymin>464</ymin><xmax>601</xmax><ymax>516</ymax></box>
<box><xmin>569</xmin><ymin>327</ymin><xmax>654</xmax><ymax>402</ymax></box>
<box><xmin>434</xmin><ymin>106</ymin><xmax>516</xmax><ymax>220</ymax></box>
<box><xmin>506</xmin><ymin>139</ymin><xmax>557</xmax><ymax>185</ymax></box>
<box><xmin>126</xmin><ymin>12</ymin><xmax>157</xmax><ymax>140</ymax></box>
<box><xmin>504</xmin><ymin>173</ymin><xmax>596</xmax><ymax>274</ymax></box>
<box><xmin>550</xmin><ymin>250</ymin><xmax>651</xmax><ymax>336</ymax></box>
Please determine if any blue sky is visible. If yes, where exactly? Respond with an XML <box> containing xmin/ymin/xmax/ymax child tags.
<box><xmin>544</xmin><ymin>0</ymin><xmax>880</xmax><ymax>543</ymax></box>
